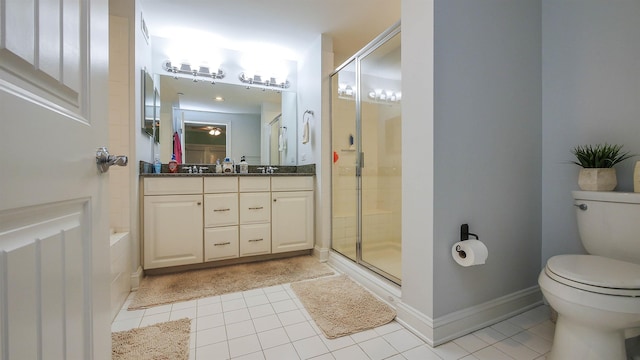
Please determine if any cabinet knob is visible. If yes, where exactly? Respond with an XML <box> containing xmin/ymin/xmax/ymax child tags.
<box><xmin>197</xmin><ymin>202</ymin><xmax>202</xmax><ymax>205</ymax></box>
<box><xmin>273</xmin><ymin>198</ymin><xmax>277</xmax><ymax>202</ymax></box>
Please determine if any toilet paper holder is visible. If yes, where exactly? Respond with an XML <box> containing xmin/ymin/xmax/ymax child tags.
<box><xmin>456</xmin><ymin>224</ymin><xmax>479</xmax><ymax>258</ymax></box>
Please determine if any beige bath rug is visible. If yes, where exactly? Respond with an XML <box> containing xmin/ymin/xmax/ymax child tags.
<box><xmin>291</xmin><ymin>275</ymin><xmax>396</xmax><ymax>339</ymax></box>
<box><xmin>111</xmin><ymin>318</ymin><xmax>191</xmax><ymax>360</ymax></box>
<box><xmin>129</xmin><ymin>255</ymin><xmax>334</xmax><ymax>309</ymax></box>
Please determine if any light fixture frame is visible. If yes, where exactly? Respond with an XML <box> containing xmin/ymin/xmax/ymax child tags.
<box><xmin>163</xmin><ymin>60</ymin><xmax>225</xmax><ymax>82</ymax></box>
<box><xmin>238</xmin><ymin>72</ymin><xmax>290</xmax><ymax>89</ymax></box>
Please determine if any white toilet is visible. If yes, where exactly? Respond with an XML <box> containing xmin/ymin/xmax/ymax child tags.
<box><xmin>539</xmin><ymin>191</ymin><xmax>640</xmax><ymax>360</ymax></box>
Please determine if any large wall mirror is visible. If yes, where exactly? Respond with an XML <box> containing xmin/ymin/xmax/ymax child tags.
<box><xmin>141</xmin><ymin>69</ymin><xmax>155</xmax><ymax>139</ymax></box>
<box><xmin>159</xmin><ymin>75</ymin><xmax>297</xmax><ymax>165</ymax></box>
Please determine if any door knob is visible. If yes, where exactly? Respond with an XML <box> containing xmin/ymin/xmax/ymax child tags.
<box><xmin>96</xmin><ymin>147</ymin><xmax>128</xmax><ymax>173</ymax></box>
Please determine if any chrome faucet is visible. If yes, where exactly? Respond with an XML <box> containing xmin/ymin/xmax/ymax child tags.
<box><xmin>199</xmin><ymin>166</ymin><xmax>209</xmax><ymax>174</ymax></box>
<box><xmin>266</xmin><ymin>166</ymin><xmax>278</xmax><ymax>174</ymax></box>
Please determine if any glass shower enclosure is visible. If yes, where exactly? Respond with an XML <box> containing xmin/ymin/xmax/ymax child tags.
<box><xmin>330</xmin><ymin>23</ymin><xmax>401</xmax><ymax>284</ymax></box>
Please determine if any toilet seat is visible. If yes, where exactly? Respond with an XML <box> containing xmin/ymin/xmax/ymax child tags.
<box><xmin>545</xmin><ymin>255</ymin><xmax>640</xmax><ymax>297</ymax></box>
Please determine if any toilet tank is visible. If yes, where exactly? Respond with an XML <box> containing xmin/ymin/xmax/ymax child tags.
<box><xmin>573</xmin><ymin>191</ymin><xmax>640</xmax><ymax>264</ymax></box>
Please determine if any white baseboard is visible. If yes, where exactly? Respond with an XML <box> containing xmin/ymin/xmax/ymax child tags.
<box><xmin>313</xmin><ymin>246</ymin><xmax>330</xmax><ymax>262</ymax></box>
<box><xmin>328</xmin><ymin>251</ymin><xmax>543</xmax><ymax>346</ymax></box>
<box><xmin>130</xmin><ymin>266</ymin><xmax>143</xmax><ymax>291</ymax></box>
<box><xmin>430</xmin><ymin>286</ymin><xmax>543</xmax><ymax>345</ymax></box>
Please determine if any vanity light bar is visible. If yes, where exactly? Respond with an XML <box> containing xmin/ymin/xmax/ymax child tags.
<box><xmin>162</xmin><ymin>60</ymin><xmax>225</xmax><ymax>83</ymax></box>
<box><xmin>238</xmin><ymin>72</ymin><xmax>290</xmax><ymax>89</ymax></box>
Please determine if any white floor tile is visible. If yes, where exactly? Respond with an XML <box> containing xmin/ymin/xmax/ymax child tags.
<box><xmin>253</xmin><ymin>314</ymin><xmax>283</xmax><ymax>333</ymax></box>
<box><xmin>359</xmin><ymin>336</ymin><xmax>399</xmax><ymax>360</ymax></box>
<box><xmin>225</xmin><ymin>308</ymin><xmax>252</xmax><ymax>324</ymax></box>
<box><xmin>233</xmin><ymin>351</ymin><xmax>266</xmax><ymax>360</ymax></box>
<box><xmin>113</xmin><ymin>271</ymin><xmax>557</xmax><ymax>360</ymax></box>
<box><xmin>320</xmin><ymin>334</ymin><xmax>355</xmax><ymax>352</ymax></box>
<box><xmin>493</xmin><ymin>338</ymin><xmax>540</xmax><ymax>360</ymax></box>
<box><xmin>246</xmin><ymin>294</ymin><xmax>270</xmax><ymax>307</ymax></box>
<box><xmin>197</xmin><ymin>313</ymin><xmax>225</xmax><ymax>331</ymax></box>
<box><xmin>227</xmin><ymin>319</ymin><xmax>257</xmax><ymax>339</ymax></box>
<box><xmin>249</xmin><ymin>303</ymin><xmax>276</xmax><ymax>318</ymax></box>
<box><xmin>331</xmin><ymin>345</ymin><xmax>370</xmax><ymax>360</ymax></box>
<box><xmin>278</xmin><ymin>309</ymin><xmax>307</xmax><ymax>326</ymax></box>
<box><xmin>195</xmin><ymin>341</ymin><xmax>229</xmax><ymax>360</ymax></box>
<box><xmin>383</xmin><ymin>328</ymin><xmax>424</xmax><ymax>353</ymax></box>
<box><xmin>453</xmin><ymin>333</ymin><xmax>490</xmax><ymax>353</ymax></box>
<box><xmin>292</xmin><ymin>335</ymin><xmax>330</xmax><ymax>359</ymax></box>
<box><xmin>196</xmin><ymin>325</ymin><xmax>227</xmax><ymax>347</ymax></box>
<box><xmin>197</xmin><ymin>302</ymin><xmax>223</xmax><ymax>317</ymax></box>
<box><xmin>511</xmin><ymin>329</ymin><xmax>552</xmax><ymax>354</ymax></box>
<box><xmin>258</xmin><ymin>327</ymin><xmax>291</xmax><ymax>349</ymax></box>
<box><xmin>263</xmin><ymin>343</ymin><xmax>301</xmax><ymax>360</ymax></box>
<box><xmin>228</xmin><ymin>334</ymin><xmax>262</xmax><ymax>358</ymax></box>
<box><xmin>401</xmin><ymin>345</ymin><xmax>443</xmax><ymax>360</ymax></box>
<box><xmin>223</xmin><ymin>298</ymin><xmax>248</xmax><ymax>312</ymax></box>
<box><xmin>431</xmin><ymin>341</ymin><xmax>470</xmax><ymax>360</ymax></box>
<box><xmin>284</xmin><ymin>321</ymin><xmax>317</xmax><ymax>342</ymax></box>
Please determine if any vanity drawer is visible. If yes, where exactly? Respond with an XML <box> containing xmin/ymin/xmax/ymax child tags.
<box><xmin>144</xmin><ymin>177</ymin><xmax>202</xmax><ymax>195</ymax></box>
<box><xmin>271</xmin><ymin>176</ymin><xmax>313</xmax><ymax>191</ymax></box>
<box><xmin>204</xmin><ymin>226</ymin><xmax>239</xmax><ymax>261</ymax></box>
<box><xmin>240</xmin><ymin>223</ymin><xmax>271</xmax><ymax>256</ymax></box>
<box><xmin>204</xmin><ymin>176</ymin><xmax>238</xmax><ymax>193</ymax></box>
<box><xmin>204</xmin><ymin>193</ymin><xmax>239</xmax><ymax>227</ymax></box>
<box><xmin>239</xmin><ymin>177</ymin><xmax>270</xmax><ymax>192</ymax></box>
<box><xmin>239</xmin><ymin>192</ymin><xmax>271</xmax><ymax>224</ymax></box>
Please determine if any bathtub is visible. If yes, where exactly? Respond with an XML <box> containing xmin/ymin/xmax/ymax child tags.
<box><xmin>110</xmin><ymin>231</ymin><xmax>131</xmax><ymax>321</ymax></box>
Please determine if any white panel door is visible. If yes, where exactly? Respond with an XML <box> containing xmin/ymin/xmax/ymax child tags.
<box><xmin>0</xmin><ymin>0</ymin><xmax>111</xmax><ymax>359</ymax></box>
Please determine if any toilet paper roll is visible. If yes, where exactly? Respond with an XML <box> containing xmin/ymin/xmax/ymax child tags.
<box><xmin>452</xmin><ymin>239</ymin><xmax>488</xmax><ymax>267</ymax></box>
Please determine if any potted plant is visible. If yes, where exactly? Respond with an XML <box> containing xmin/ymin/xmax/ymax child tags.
<box><xmin>571</xmin><ymin>143</ymin><xmax>634</xmax><ymax>191</ymax></box>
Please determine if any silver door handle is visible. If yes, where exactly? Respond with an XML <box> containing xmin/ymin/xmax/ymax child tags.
<box><xmin>96</xmin><ymin>147</ymin><xmax>128</xmax><ymax>173</ymax></box>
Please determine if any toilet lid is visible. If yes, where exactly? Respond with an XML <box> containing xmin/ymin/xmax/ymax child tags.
<box><xmin>546</xmin><ymin>255</ymin><xmax>640</xmax><ymax>296</ymax></box>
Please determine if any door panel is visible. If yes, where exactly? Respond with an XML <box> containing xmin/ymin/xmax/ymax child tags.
<box><xmin>0</xmin><ymin>0</ymin><xmax>111</xmax><ymax>358</ymax></box>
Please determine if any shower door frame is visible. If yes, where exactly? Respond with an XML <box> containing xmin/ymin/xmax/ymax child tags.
<box><xmin>330</xmin><ymin>22</ymin><xmax>401</xmax><ymax>285</ymax></box>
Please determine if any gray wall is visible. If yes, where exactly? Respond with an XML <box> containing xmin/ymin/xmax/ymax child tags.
<box><xmin>541</xmin><ymin>1</ymin><xmax>640</xmax><ymax>264</ymax></box>
<box><xmin>433</xmin><ymin>0</ymin><xmax>542</xmax><ymax>316</ymax></box>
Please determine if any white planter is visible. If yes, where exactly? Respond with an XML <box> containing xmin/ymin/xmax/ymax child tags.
<box><xmin>578</xmin><ymin>168</ymin><xmax>617</xmax><ymax>191</ymax></box>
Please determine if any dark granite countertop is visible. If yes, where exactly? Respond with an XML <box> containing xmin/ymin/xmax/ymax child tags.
<box><xmin>139</xmin><ymin>161</ymin><xmax>315</xmax><ymax>177</ymax></box>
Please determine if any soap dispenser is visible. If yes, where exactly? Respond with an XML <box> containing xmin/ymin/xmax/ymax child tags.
<box><xmin>154</xmin><ymin>154</ymin><xmax>161</xmax><ymax>174</ymax></box>
<box><xmin>168</xmin><ymin>154</ymin><xmax>178</xmax><ymax>173</ymax></box>
<box><xmin>239</xmin><ymin>156</ymin><xmax>249</xmax><ymax>174</ymax></box>
<box><xmin>215</xmin><ymin>159</ymin><xmax>222</xmax><ymax>174</ymax></box>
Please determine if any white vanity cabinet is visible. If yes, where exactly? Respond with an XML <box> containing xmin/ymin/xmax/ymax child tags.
<box><xmin>204</xmin><ymin>177</ymin><xmax>239</xmax><ymax>262</ymax></box>
<box><xmin>271</xmin><ymin>177</ymin><xmax>314</xmax><ymax>253</ymax></box>
<box><xmin>142</xmin><ymin>175</ymin><xmax>315</xmax><ymax>270</ymax></box>
<box><xmin>143</xmin><ymin>177</ymin><xmax>204</xmax><ymax>269</ymax></box>
<box><xmin>239</xmin><ymin>177</ymin><xmax>271</xmax><ymax>256</ymax></box>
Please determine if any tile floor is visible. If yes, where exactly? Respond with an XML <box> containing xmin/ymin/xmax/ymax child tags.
<box><xmin>112</xmin><ymin>278</ymin><xmax>554</xmax><ymax>360</ymax></box>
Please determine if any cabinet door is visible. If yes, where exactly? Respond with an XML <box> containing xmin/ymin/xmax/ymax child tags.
<box><xmin>240</xmin><ymin>192</ymin><xmax>271</xmax><ymax>224</ymax></box>
<box><xmin>204</xmin><ymin>193</ymin><xmax>239</xmax><ymax>227</ymax></box>
<box><xmin>205</xmin><ymin>226</ymin><xmax>239</xmax><ymax>261</ymax></box>
<box><xmin>240</xmin><ymin>223</ymin><xmax>271</xmax><ymax>256</ymax></box>
<box><xmin>143</xmin><ymin>195</ymin><xmax>203</xmax><ymax>269</ymax></box>
<box><xmin>271</xmin><ymin>191</ymin><xmax>314</xmax><ymax>253</ymax></box>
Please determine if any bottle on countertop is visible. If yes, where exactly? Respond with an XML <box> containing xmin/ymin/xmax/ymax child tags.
<box><xmin>215</xmin><ymin>159</ymin><xmax>222</xmax><ymax>174</ymax></box>
<box><xmin>239</xmin><ymin>156</ymin><xmax>249</xmax><ymax>174</ymax></box>
<box><xmin>168</xmin><ymin>154</ymin><xmax>178</xmax><ymax>173</ymax></box>
<box><xmin>222</xmin><ymin>157</ymin><xmax>234</xmax><ymax>173</ymax></box>
<box><xmin>154</xmin><ymin>154</ymin><xmax>161</xmax><ymax>174</ymax></box>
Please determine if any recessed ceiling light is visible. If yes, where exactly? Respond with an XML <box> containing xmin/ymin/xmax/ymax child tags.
<box><xmin>214</xmin><ymin>96</ymin><xmax>224</xmax><ymax>102</ymax></box>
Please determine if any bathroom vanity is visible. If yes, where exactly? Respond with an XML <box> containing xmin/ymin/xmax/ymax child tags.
<box><xmin>141</xmin><ymin>173</ymin><xmax>314</xmax><ymax>270</ymax></box>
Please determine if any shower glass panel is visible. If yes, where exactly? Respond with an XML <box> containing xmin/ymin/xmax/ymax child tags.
<box><xmin>331</xmin><ymin>23</ymin><xmax>401</xmax><ymax>284</ymax></box>
<box><xmin>331</xmin><ymin>60</ymin><xmax>358</xmax><ymax>262</ymax></box>
<box><xmin>360</xmin><ymin>32</ymin><xmax>402</xmax><ymax>282</ymax></box>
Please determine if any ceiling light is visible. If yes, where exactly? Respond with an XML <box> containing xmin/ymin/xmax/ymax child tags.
<box><xmin>209</xmin><ymin>128</ymin><xmax>222</xmax><ymax>136</ymax></box>
<box><xmin>214</xmin><ymin>96</ymin><xmax>224</xmax><ymax>102</ymax></box>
